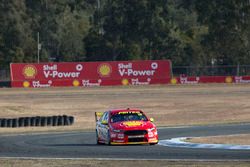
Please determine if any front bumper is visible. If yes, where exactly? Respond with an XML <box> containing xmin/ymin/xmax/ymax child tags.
<box><xmin>109</xmin><ymin>130</ymin><xmax>158</xmax><ymax>145</ymax></box>
<box><xmin>110</xmin><ymin>139</ymin><xmax>158</xmax><ymax>145</ymax></box>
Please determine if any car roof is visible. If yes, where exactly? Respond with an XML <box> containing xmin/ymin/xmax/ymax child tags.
<box><xmin>109</xmin><ymin>108</ymin><xmax>143</xmax><ymax>114</ymax></box>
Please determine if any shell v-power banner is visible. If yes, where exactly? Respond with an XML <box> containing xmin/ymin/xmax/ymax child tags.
<box><xmin>10</xmin><ymin>60</ymin><xmax>172</xmax><ymax>88</ymax></box>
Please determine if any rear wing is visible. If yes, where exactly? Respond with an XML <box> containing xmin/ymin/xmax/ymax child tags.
<box><xmin>95</xmin><ymin>112</ymin><xmax>104</xmax><ymax>122</ymax></box>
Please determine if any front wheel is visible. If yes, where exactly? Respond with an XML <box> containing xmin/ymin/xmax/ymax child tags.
<box><xmin>150</xmin><ymin>142</ymin><xmax>158</xmax><ymax>145</ymax></box>
<box><xmin>106</xmin><ymin>130</ymin><xmax>111</xmax><ymax>145</ymax></box>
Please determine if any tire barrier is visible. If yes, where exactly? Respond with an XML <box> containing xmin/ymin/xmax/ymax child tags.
<box><xmin>35</xmin><ymin>116</ymin><xmax>41</xmax><ymax>127</ymax></box>
<box><xmin>52</xmin><ymin>116</ymin><xmax>58</xmax><ymax>126</ymax></box>
<box><xmin>7</xmin><ymin>119</ymin><xmax>13</xmax><ymax>127</ymax></box>
<box><xmin>1</xmin><ymin>119</ymin><xmax>7</xmax><ymax>127</ymax></box>
<box><xmin>24</xmin><ymin>117</ymin><xmax>31</xmax><ymax>127</ymax></box>
<box><xmin>0</xmin><ymin>115</ymin><xmax>74</xmax><ymax>128</ymax></box>
<box><xmin>47</xmin><ymin>116</ymin><xmax>52</xmax><ymax>126</ymax></box>
<box><xmin>30</xmin><ymin>117</ymin><xmax>36</xmax><ymax>126</ymax></box>
<box><xmin>12</xmin><ymin>118</ymin><xmax>18</xmax><ymax>128</ymax></box>
<box><xmin>69</xmin><ymin>116</ymin><xmax>74</xmax><ymax>125</ymax></box>
<box><xmin>18</xmin><ymin>118</ymin><xmax>25</xmax><ymax>127</ymax></box>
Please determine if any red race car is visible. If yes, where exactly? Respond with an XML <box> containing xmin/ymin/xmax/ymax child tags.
<box><xmin>95</xmin><ymin>108</ymin><xmax>158</xmax><ymax>145</ymax></box>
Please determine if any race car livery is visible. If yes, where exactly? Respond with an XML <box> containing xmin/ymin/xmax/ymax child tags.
<box><xmin>95</xmin><ymin>108</ymin><xmax>158</xmax><ymax>145</ymax></box>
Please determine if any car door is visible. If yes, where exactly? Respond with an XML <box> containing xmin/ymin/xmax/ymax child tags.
<box><xmin>97</xmin><ymin>111</ymin><xmax>109</xmax><ymax>141</ymax></box>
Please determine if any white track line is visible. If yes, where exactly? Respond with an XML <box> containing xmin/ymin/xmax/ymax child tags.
<box><xmin>159</xmin><ymin>137</ymin><xmax>250</xmax><ymax>150</ymax></box>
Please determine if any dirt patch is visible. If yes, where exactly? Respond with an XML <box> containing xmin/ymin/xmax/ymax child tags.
<box><xmin>186</xmin><ymin>134</ymin><xmax>250</xmax><ymax>145</ymax></box>
<box><xmin>0</xmin><ymin>159</ymin><xmax>249</xmax><ymax>167</ymax></box>
<box><xmin>0</xmin><ymin>84</ymin><xmax>250</xmax><ymax>133</ymax></box>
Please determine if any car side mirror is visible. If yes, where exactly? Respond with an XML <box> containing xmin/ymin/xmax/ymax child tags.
<box><xmin>150</xmin><ymin>118</ymin><xmax>154</xmax><ymax>122</ymax></box>
<box><xmin>101</xmin><ymin>120</ymin><xmax>108</xmax><ymax>125</ymax></box>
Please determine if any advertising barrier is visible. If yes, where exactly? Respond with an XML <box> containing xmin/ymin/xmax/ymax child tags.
<box><xmin>10</xmin><ymin>60</ymin><xmax>172</xmax><ymax>88</ymax></box>
<box><xmin>170</xmin><ymin>75</ymin><xmax>250</xmax><ymax>84</ymax></box>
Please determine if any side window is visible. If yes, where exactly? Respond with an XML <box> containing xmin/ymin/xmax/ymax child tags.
<box><xmin>103</xmin><ymin>112</ymin><xmax>109</xmax><ymax>121</ymax></box>
<box><xmin>99</xmin><ymin>111</ymin><xmax>109</xmax><ymax>122</ymax></box>
<box><xmin>99</xmin><ymin>112</ymin><xmax>107</xmax><ymax>122</ymax></box>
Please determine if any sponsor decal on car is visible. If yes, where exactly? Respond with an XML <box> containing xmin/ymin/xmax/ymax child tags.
<box><xmin>123</xmin><ymin>121</ymin><xmax>143</xmax><ymax>127</ymax></box>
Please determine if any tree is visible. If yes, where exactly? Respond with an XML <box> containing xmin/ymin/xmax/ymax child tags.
<box><xmin>0</xmin><ymin>0</ymin><xmax>36</xmax><ymax>70</ymax></box>
<box><xmin>195</xmin><ymin>0</ymin><xmax>250</xmax><ymax>65</ymax></box>
<box><xmin>25</xmin><ymin>0</ymin><xmax>93</xmax><ymax>62</ymax></box>
<box><xmin>56</xmin><ymin>6</ymin><xmax>90</xmax><ymax>61</ymax></box>
<box><xmin>85</xmin><ymin>0</ymin><xmax>179</xmax><ymax>62</ymax></box>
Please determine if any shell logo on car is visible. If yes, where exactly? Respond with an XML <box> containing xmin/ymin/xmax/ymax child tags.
<box><xmin>123</xmin><ymin>121</ymin><xmax>143</xmax><ymax>127</ymax></box>
<box><xmin>22</xmin><ymin>65</ymin><xmax>37</xmax><ymax>79</ymax></box>
<box><xmin>98</xmin><ymin>63</ymin><xmax>112</xmax><ymax>77</ymax></box>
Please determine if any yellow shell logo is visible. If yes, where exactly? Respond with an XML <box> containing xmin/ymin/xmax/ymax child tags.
<box><xmin>23</xmin><ymin>81</ymin><xmax>30</xmax><ymax>88</ymax></box>
<box><xmin>73</xmin><ymin>80</ymin><xmax>80</xmax><ymax>87</ymax></box>
<box><xmin>23</xmin><ymin>65</ymin><xmax>37</xmax><ymax>78</ymax></box>
<box><xmin>171</xmin><ymin>78</ymin><xmax>178</xmax><ymax>84</ymax></box>
<box><xmin>121</xmin><ymin>78</ymin><xmax>129</xmax><ymax>85</ymax></box>
<box><xmin>98</xmin><ymin>63</ymin><xmax>112</xmax><ymax>77</ymax></box>
<box><xmin>225</xmin><ymin>76</ymin><xmax>233</xmax><ymax>83</ymax></box>
<box><xmin>123</xmin><ymin>121</ymin><xmax>142</xmax><ymax>127</ymax></box>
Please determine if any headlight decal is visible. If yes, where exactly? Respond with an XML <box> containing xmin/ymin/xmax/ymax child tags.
<box><xmin>147</xmin><ymin>128</ymin><xmax>156</xmax><ymax>132</ymax></box>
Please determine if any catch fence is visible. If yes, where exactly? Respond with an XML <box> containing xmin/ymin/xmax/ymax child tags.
<box><xmin>0</xmin><ymin>70</ymin><xmax>10</xmax><ymax>81</ymax></box>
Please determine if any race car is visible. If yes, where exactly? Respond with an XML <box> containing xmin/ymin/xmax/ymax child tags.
<box><xmin>95</xmin><ymin>108</ymin><xmax>158</xmax><ymax>145</ymax></box>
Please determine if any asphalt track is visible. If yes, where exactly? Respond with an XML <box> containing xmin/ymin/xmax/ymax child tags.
<box><xmin>0</xmin><ymin>123</ymin><xmax>250</xmax><ymax>160</ymax></box>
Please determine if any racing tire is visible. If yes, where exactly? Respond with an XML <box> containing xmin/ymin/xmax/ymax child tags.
<box><xmin>52</xmin><ymin>116</ymin><xmax>58</xmax><ymax>126</ymax></box>
<box><xmin>35</xmin><ymin>116</ymin><xmax>41</xmax><ymax>126</ymax></box>
<box><xmin>64</xmin><ymin>116</ymin><xmax>71</xmax><ymax>126</ymax></box>
<box><xmin>58</xmin><ymin>116</ymin><xmax>63</xmax><ymax>126</ymax></box>
<box><xmin>41</xmin><ymin>117</ymin><xmax>47</xmax><ymax>127</ymax></box>
<box><xmin>1</xmin><ymin>119</ymin><xmax>7</xmax><ymax>127</ymax></box>
<box><xmin>18</xmin><ymin>118</ymin><xmax>25</xmax><ymax>127</ymax></box>
<box><xmin>24</xmin><ymin>117</ymin><xmax>31</xmax><ymax>127</ymax></box>
<box><xmin>12</xmin><ymin>118</ymin><xmax>18</xmax><ymax>128</ymax></box>
<box><xmin>63</xmin><ymin>115</ymin><xmax>68</xmax><ymax>126</ymax></box>
<box><xmin>7</xmin><ymin>119</ymin><xmax>13</xmax><ymax>128</ymax></box>
<box><xmin>68</xmin><ymin>116</ymin><xmax>74</xmax><ymax>125</ymax></box>
<box><xmin>47</xmin><ymin>116</ymin><xmax>52</xmax><ymax>126</ymax></box>
<box><xmin>30</xmin><ymin>117</ymin><xmax>36</xmax><ymax>126</ymax></box>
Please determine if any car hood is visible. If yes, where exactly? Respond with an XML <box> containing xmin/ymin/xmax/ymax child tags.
<box><xmin>110</xmin><ymin>121</ymin><xmax>155</xmax><ymax>131</ymax></box>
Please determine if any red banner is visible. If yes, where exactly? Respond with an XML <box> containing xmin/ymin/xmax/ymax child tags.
<box><xmin>170</xmin><ymin>75</ymin><xmax>250</xmax><ymax>84</ymax></box>
<box><xmin>10</xmin><ymin>60</ymin><xmax>171</xmax><ymax>88</ymax></box>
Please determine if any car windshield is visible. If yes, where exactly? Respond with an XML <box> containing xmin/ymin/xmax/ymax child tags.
<box><xmin>110</xmin><ymin>111</ymin><xmax>148</xmax><ymax>123</ymax></box>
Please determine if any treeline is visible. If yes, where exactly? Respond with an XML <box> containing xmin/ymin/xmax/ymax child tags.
<box><xmin>0</xmin><ymin>0</ymin><xmax>250</xmax><ymax>71</ymax></box>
